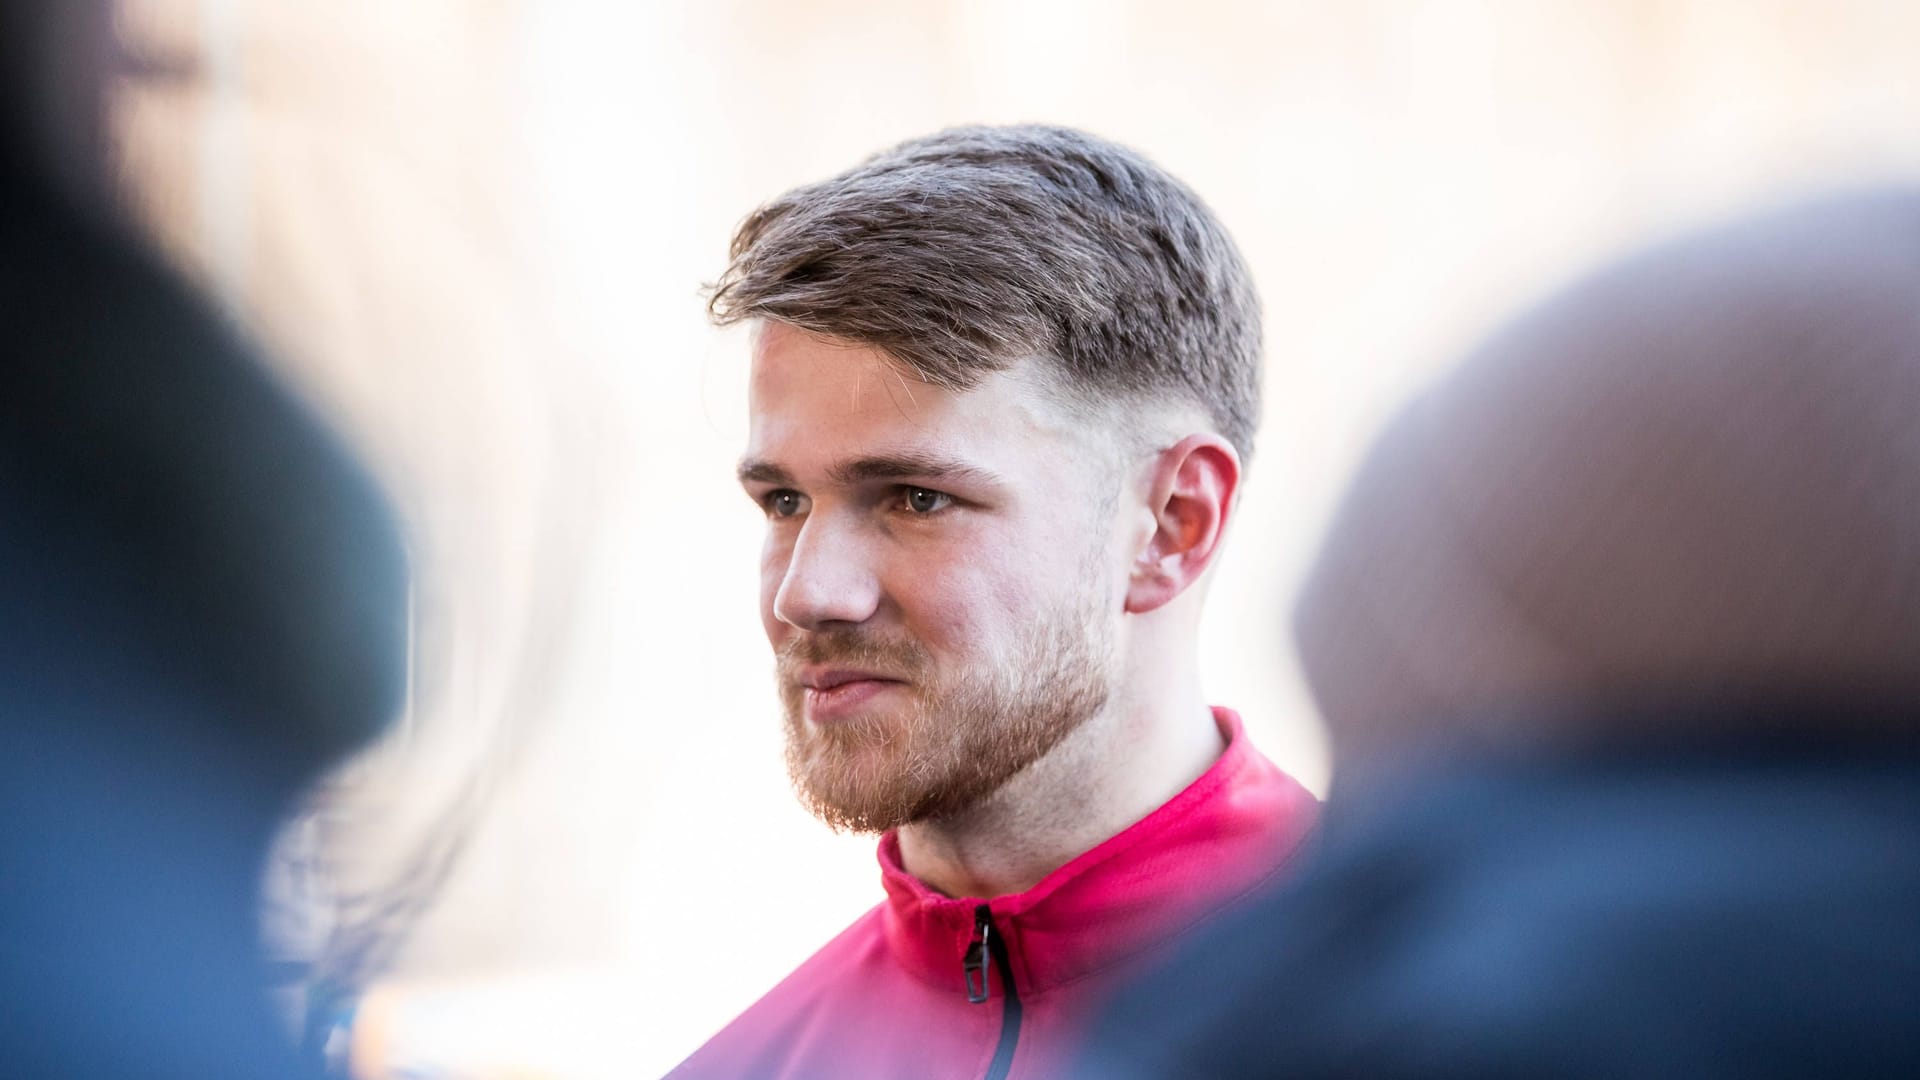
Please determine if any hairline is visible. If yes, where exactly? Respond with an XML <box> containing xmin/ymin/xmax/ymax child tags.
<box><xmin>750</xmin><ymin>316</ymin><xmax>1196</xmax><ymax>469</ymax></box>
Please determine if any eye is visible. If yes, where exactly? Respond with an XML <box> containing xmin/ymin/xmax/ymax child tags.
<box><xmin>901</xmin><ymin>486</ymin><xmax>952</xmax><ymax>514</ymax></box>
<box><xmin>763</xmin><ymin>490</ymin><xmax>809</xmax><ymax>519</ymax></box>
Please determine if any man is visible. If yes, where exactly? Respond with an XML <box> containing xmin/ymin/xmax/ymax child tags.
<box><xmin>671</xmin><ymin>125</ymin><xmax>1318</xmax><ymax>1079</ymax></box>
<box><xmin>1080</xmin><ymin>188</ymin><xmax>1920</xmax><ymax>1077</ymax></box>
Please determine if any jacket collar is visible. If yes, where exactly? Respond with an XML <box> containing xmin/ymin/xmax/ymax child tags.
<box><xmin>875</xmin><ymin>707</ymin><xmax>1318</xmax><ymax>997</ymax></box>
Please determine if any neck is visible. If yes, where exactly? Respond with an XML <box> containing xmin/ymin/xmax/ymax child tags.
<box><xmin>896</xmin><ymin>652</ymin><xmax>1225</xmax><ymax>899</ymax></box>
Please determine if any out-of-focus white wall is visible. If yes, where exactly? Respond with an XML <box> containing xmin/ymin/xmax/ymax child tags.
<box><xmin>113</xmin><ymin>2</ymin><xmax>1920</xmax><ymax>1076</ymax></box>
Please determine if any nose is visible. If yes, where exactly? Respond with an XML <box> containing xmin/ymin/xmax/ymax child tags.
<box><xmin>770</xmin><ymin>515</ymin><xmax>882</xmax><ymax>632</ymax></box>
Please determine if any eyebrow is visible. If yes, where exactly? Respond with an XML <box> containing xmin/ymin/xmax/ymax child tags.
<box><xmin>736</xmin><ymin>452</ymin><xmax>1003</xmax><ymax>489</ymax></box>
<box><xmin>736</xmin><ymin>460</ymin><xmax>794</xmax><ymax>487</ymax></box>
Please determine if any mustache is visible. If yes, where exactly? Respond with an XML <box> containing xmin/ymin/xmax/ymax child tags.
<box><xmin>776</xmin><ymin>630</ymin><xmax>930</xmax><ymax>682</ymax></box>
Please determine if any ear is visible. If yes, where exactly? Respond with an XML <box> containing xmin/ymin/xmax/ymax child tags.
<box><xmin>1125</xmin><ymin>434</ymin><xmax>1242</xmax><ymax>615</ymax></box>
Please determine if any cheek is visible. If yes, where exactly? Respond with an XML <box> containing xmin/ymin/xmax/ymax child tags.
<box><xmin>899</xmin><ymin>523</ymin><xmax>1088</xmax><ymax>651</ymax></box>
<box><xmin>883</xmin><ymin>533</ymin><xmax>994</xmax><ymax>651</ymax></box>
<box><xmin>909</xmin><ymin>572</ymin><xmax>988</xmax><ymax>648</ymax></box>
<box><xmin>984</xmin><ymin>513</ymin><xmax>1124</xmax><ymax>624</ymax></box>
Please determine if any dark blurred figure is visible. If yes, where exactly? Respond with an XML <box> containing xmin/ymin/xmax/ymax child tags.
<box><xmin>2</xmin><ymin>2</ymin><xmax>408</xmax><ymax>1076</ymax></box>
<box><xmin>1081</xmin><ymin>189</ymin><xmax>1920</xmax><ymax>1078</ymax></box>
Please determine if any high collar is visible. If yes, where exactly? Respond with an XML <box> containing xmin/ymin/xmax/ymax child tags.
<box><xmin>875</xmin><ymin>707</ymin><xmax>1318</xmax><ymax>997</ymax></box>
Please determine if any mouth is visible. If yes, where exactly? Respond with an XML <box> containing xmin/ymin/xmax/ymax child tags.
<box><xmin>801</xmin><ymin>668</ymin><xmax>904</xmax><ymax>692</ymax></box>
<box><xmin>796</xmin><ymin>669</ymin><xmax>908</xmax><ymax>723</ymax></box>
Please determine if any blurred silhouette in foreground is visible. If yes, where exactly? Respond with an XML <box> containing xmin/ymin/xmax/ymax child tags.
<box><xmin>1</xmin><ymin>2</ymin><xmax>409</xmax><ymax>1075</ymax></box>
<box><xmin>1081</xmin><ymin>188</ymin><xmax>1920</xmax><ymax>1078</ymax></box>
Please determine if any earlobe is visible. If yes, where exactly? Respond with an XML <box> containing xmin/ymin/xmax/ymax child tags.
<box><xmin>1123</xmin><ymin>434</ymin><xmax>1241</xmax><ymax>615</ymax></box>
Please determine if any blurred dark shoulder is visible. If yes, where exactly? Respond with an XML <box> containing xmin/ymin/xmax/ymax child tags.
<box><xmin>1</xmin><ymin>124</ymin><xmax>405</xmax><ymax>1078</ymax></box>
<box><xmin>0</xmin><ymin>158</ymin><xmax>407</xmax><ymax>770</ymax></box>
<box><xmin>1079</xmin><ymin>716</ymin><xmax>1920</xmax><ymax>1079</ymax></box>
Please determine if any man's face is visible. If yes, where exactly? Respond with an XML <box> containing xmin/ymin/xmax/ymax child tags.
<box><xmin>739</xmin><ymin>323</ymin><xmax>1126</xmax><ymax>833</ymax></box>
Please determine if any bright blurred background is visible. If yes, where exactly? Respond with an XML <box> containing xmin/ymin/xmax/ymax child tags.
<box><xmin>102</xmin><ymin>1</ymin><xmax>1920</xmax><ymax>1076</ymax></box>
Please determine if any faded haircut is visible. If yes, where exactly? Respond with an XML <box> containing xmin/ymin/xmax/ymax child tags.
<box><xmin>708</xmin><ymin>124</ymin><xmax>1264</xmax><ymax>460</ymax></box>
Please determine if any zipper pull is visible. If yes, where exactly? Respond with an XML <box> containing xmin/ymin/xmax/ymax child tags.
<box><xmin>963</xmin><ymin>904</ymin><xmax>993</xmax><ymax>1003</ymax></box>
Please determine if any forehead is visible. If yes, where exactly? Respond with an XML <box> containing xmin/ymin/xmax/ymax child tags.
<box><xmin>744</xmin><ymin>323</ymin><xmax>1094</xmax><ymax>473</ymax></box>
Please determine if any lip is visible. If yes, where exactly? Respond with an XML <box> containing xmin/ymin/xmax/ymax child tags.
<box><xmin>800</xmin><ymin>667</ymin><xmax>901</xmax><ymax>691</ymax></box>
<box><xmin>798</xmin><ymin>669</ymin><xmax>906</xmax><ymax>724</ymax></box>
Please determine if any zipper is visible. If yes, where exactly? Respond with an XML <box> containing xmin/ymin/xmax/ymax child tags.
<box><xmin>963</xmin><ymin>904</ymin><xmax>1023</xmax><ymax>1080</ymax></box>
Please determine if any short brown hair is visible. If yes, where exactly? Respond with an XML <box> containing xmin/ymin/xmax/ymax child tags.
<box><xmin>709</xmin><ymin>125</ymin><xmax>1263</xmax><ymax>459</ymax></box>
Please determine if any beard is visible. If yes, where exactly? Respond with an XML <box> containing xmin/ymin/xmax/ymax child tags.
<box><xmin>777</xmin><ymin>591</ymin><xmax>1116</xmax><ymax>834</ymax></box>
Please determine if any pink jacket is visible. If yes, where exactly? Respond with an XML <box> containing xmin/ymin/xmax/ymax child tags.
<box><xmin>671</xmin><ymin>709</ymin><xmax>1319</xmax><ymax>1079</ymax></box>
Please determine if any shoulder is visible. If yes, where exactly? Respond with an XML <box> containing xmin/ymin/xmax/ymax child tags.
<box><xmin>1083</xmin><ymin>758</ymin><xmax>1920</xmax><ymax>1078</ymax></box>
